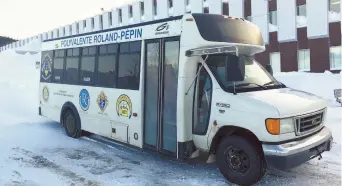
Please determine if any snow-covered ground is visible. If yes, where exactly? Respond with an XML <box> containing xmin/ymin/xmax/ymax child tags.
<box><xmin>0</xmin><ymin>50</ymin><xmax>341</xmax><ymax>186</ymax></box>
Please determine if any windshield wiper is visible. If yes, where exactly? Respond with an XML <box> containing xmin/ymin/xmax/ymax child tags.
<box><xmin>263</xmin><ymin>81</ymin><xmax>286</xmax><ymax>88</ymax></box>
<box><xmin>234</xmin><ymin>83</ymin><xmax>268</xmax><ymax>90</ymax></box>
<box><xmin>263</xmin><ymin>81</ymin><xmax>277</xmax><ymax>86</ymax></box>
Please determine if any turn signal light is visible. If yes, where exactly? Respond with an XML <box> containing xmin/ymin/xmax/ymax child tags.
<box><xmin>266</xmin><ymin>119</ymin><xmax>280</xmax><ymax>135</ymax></box>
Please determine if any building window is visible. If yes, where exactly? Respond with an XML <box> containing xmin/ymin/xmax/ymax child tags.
<box><xmin>83</xmin><ymin>20</ymin><xmax>87</xmax><ymax>28</ymax></box>
<box><xmin>76</xmin><ymin>24</ymin><xmax>79</xmax><ymax>34</ymax></box>
<box><xmin>297</xmin><ymin>4</ymin><xmax>307</xmax><ymax>28</ymax></box>
<box><xmin>270</xmin><ymin>52</ymin><xmax>281</xmax><ymax>73</ymax></box>
<box><xmin>119</xmin><ymin>9</ymin><xmax>122</xmax><ymax>23</ymax></box>
<box><xmin>141</xmin><ymin>2</ymin><xmax>145</xmax><ymax>15</ymax></box>
<box><xmin>129</xmin><ymin>5</ymin><xmax>133</xmax><ymax>18</ymax></box>
<box><xmin>297</xmin><ymin>4</ymin><xmax>307</xmax><ymax>16</ymax></box>
<box><xmin>330</xmin><ymin>46</ymin><xmax>342</xmax><ymax>70</ymax></box>
<box><xmin>153</xmin><ymin>0</ymin><xmax>157</xmax><ymax>15</ymax></box>
<box><xmin>91</xmin><ymin>18</ymin><xmax>95</xmax><ymax>29</ymax></box>
<box><xmin>298</xmin><ymin>49</ymin><xmax>310</xmax><ymax>71</ymax></box>
<box><xmin>269</xmin><ymin>10</ymin><xmax>277</xmax><ymax>25</ymax></box>
<box><xmin>204</xmin><ymin>7</ymin><xmax>209</xmax><ymax>13</ymax></box>
<box><xmin>330</xmin><ymin>0</ymin><xmax>341</xmax><ymax>12</ymax></box>
<box><xmin>222</xmin><ymin>2</ymin><xmax>229</xmax><ymax>16</ymax></box>
<box><xmin>329</xmin><ymin>0</ymin><xmax>341</xmax><ymax>22</ymax></box>
<box><xmin>168</xmin><ymin>0</ymin><xmax>173</xmax><ymax>8</ymax></box>
<box><xmin>109</xmin><ymin>12</ymin><xmax>113</xmax><ymax>26</ymax></box>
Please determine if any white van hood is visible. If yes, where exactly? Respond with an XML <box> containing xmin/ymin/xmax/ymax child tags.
<box><xmin>243</xmin><ymin>88</ymin><xmax>327</xmax><ymax>117</ymax></box>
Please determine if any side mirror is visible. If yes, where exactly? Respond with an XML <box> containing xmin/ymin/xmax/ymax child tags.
<box><xmin>226</xmin><ymin>55</ymin><xmax>245</xmax><ymax>81</ymax></box>
<box><xmin>266</xmin><ymin>64</ymin><xmax>273</xmax><ymax>75</ymax></box>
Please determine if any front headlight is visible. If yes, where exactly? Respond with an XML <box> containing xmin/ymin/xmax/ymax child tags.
<box><xmin>280</xmin><ymin>118</ymin><xmax>295</xmax><ymax>134</ymax></box>
<box><xmin>322</xmin><ymin>107</ymin><xmax>328</xmax><ymax>125</ymax></box>
<box><xmin>266</xmin><ymin>118</ymin><xmax>295</xmax><ymax>135</ymax></box>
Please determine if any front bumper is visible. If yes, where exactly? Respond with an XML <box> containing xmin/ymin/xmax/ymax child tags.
<box><xmin>262</xmin><ymin>126</ymin><xmax>333</xmax><ymax>170</ymax></box>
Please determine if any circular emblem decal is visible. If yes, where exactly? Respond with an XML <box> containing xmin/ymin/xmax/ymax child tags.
<box><xmin>79</xmin><ymin>89</ymin><xmax>90</xmax><ymax>111</ymax></box>
<box><xmin>41</xmin><ymin>53</ymin><xmax>52</xmax><ymax>81</ymax></box>
<box><xmin>97</xmin><ymin>91</ymin><xmax>108</xmax><ymax>112</ymax></box>
<box><xmin>116</xmin><ymin>94</ymin><xmax>133</xmax><ymax>119</ymax></box>
<box><xmin>42</xmin><ymin>86</ymin><xmax>49</xmax><ymax>102</ymax></box>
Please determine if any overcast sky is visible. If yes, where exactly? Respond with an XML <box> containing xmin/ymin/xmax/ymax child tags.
<box><xmin>0</xmin><ymin>0</ymin><xmax>135</xmax><ymax>39</ymax></box>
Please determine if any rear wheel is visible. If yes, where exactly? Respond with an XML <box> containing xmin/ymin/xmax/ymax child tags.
<box><xmin>216</xmin><ymin>135</ymin><xmax>266</xmax><ymax>186</ymax></box>
<box><xmin>63</xmin><ymin>110</ymin><xmax>82</xmax><ymax>138</ymax></box>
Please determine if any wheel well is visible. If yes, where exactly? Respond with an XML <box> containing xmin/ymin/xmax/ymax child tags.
<box><xmin>209</xmin><ymin>126</ymin><xmax>262</xmax><ymax>155</ymax></box>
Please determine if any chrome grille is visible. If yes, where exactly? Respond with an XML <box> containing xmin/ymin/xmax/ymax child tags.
<box><xmin>295</xmin><ymin>109</ymin><xmax>325</xmax><ymax>135</ymax></box>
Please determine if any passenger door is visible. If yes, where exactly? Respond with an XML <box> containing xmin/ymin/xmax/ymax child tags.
<box><xmin>143</xmin><ymin>37</ymin><xmax>180</xmax><ymax>156</ymax></box>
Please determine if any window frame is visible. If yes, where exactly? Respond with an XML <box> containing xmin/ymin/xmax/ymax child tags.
<box><xmin>192</xmin><ymin>64</ymin><xmax>213</xmax><ymax>135</ymax></box>
<box><xmin>141</xmin><ymin>1</ymin><xmax>145</xmax><ymax>16</ymax></box>
<box><xmin>45</xmin><ymin>40</ymin><xmax>144</xmax><ymax>88</ymax></box>
<box><xmin>297</xmin><ymin>4</ymin><xmax>307</xmax><ymax>16</ymax></box>
<box><xmin>329</xmin><ymin>0</ymin><xmax>341</xmax><ymax>13</ymax></box>
<box><xmin>64</xmin><ymin>49</ymin><xmax>81</xmax><ymax>85</ymax></box>
<box><xmin>329</xmin><ymin>0</ymin><xmax>341</xmax><ymax>22</ymax></box>
<box><xmin>40</xmin><ymin>50</ymin><xmax>54</xmax><ymax>83</ymax></box>
<box><xmin>91</xmin><ymin>17</ymin><xmax>95</xmax><ymax>29</ymax></box>
<box><xmin>80</xmin><ymin>46</ymin><xmax>97</xmax><ymax>85</ymax></box>
<box><xmin>330</xmin><ymin>46</ymin><xmax>342</xmax><ymax>70</ymax></box>
<box><xmin>109</xmin><ymin>12</ymin><xmax>113</xmax><ymax>26</ymax></box>
<box><xmin>298</xmin><ymin>49</ymin><xmax>311</xmax><ymax>72</ymax></box>
<box><xmin>116</xmin><ymin>41</ymin><xmax>142</xmax><ymax>90</ymax></box>
<box><xmin>269</xmin><ymin>10</ymin><xmax>277</xmax><ymax>26</ymax></box>
<box><xmin>52</xmin><ymin>49</ymin><xmax>66</xmax><ymax>83</ymax></box>
<box><xmin>270</xmin><ymin>52</ymin><xmax>281</xmax><ymax>73</ymax></box>
<box><xmin>97</xmin><ymin>44</ymin><xmax>119</xmax><ymax>88</ymax></box>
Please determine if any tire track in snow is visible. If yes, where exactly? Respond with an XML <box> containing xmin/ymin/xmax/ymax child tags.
<box><xmin>10</xmin><ymin>147</ymin><xmax>101</xmax><ymax>186</ymax></box>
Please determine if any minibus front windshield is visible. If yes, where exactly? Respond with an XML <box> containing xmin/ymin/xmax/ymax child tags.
<box><xmin>206</xmin><ymin>54</ymin><xmax>283</xmax><ymax>93</ymax></box>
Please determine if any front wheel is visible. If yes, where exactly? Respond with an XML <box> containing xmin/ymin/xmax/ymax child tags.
<box><xmin>216</xmin><ymin>135</ymin><xmax>266</xmax><ymax>186</ymax></box>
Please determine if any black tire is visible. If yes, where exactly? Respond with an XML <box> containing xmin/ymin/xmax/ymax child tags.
<box><xmin>216</xmin><ymin>135</ymin><xmax>266</xmax><ymax>186</ymax></box>
<box><xmin>63</xmin><ymin>110</ymin><xmax>82</xmax><ymax>138</ymax></box>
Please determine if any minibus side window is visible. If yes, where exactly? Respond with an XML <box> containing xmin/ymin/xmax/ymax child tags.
<box><xmin>193</xmin><ymin>65</ymin><xmax>212</xmax><ymax>135</ymax></box>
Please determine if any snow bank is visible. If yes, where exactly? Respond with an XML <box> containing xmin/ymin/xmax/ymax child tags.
<box><xmin>0</xmin><ymin>51</ymin><xmax>40</xmax><ymax>91</ymax></box>
<box><xmin>0</xmin><ymin>39</ymin><xmax>41</xmax><ymax>90</ymax></box>
<box><xmin>274</xmin><ymin>71</ymin><xmax>341</xmax><ymax>106</ymax></box>
<box><xmin>274</xmin><ymin>71</ymin><xmax>342</xmax><ymax>146</ymax></box>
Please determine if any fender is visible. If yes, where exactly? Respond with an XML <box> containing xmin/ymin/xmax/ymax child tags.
<box><xmin>208</xmin><ymin>125</ymin><xmax>260</xmax><ymax>154</ymax></box>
